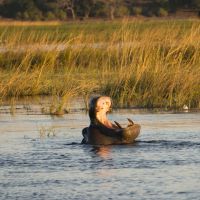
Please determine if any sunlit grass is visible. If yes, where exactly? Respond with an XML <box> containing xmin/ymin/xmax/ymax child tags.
<box><xmin>0</xmin><ymin>19</ymin><xmax>200</xmax><ymax>109</ymax></box>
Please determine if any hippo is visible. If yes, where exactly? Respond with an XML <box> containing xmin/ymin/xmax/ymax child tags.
<box><xmin>82</xmin><ymin>96</ymin><xmax>141</xmax><ymax>145</ymax></box>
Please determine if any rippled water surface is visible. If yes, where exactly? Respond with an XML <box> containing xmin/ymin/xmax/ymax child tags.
<box><xmin>0</xmin><ymin>105</ymin><xmax>200</xmax><ymax>200</ymax></box>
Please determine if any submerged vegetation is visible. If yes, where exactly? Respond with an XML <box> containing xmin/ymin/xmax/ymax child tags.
<box><xmin>0</xmin><ymin>19</ymin><xmax>200</xmax><ymax>109</ymax></box>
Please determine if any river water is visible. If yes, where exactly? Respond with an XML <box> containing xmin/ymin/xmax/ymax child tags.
<box><xmin>0</xmin><ymin>102</ymin><xmax>200</xmax><ymax>200</ymax></box>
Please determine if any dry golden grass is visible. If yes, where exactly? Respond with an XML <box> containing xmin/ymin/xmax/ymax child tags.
<box><xmin>0</xmin><ymin>20</ymin><xmax>61</xmax><ymax>26</ymax></box>
<box><xmin>0</xmin><ymin>19</ymin><xmax>200</xmax><ymax>109</ymax></box>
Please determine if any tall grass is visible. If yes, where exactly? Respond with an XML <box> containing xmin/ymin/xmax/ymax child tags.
<box><xmin>0</xmin><ymin>19</ymin><xmax>200</xmax><ymax>109</ymax></box>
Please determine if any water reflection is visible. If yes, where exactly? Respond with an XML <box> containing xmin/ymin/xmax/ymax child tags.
<box><xmin>1</xmin><ymin>108</ymin><xmax>200</xmax><ymax>200</ymax></box>
<box><xmin>91</xmin><ymin>146</ymin><xmax>111</xmax><ymax>160</ymax></box>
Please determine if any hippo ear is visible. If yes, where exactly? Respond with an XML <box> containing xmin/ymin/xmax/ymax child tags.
<box><xmin>114</xmin><ymin>121</ymin><xmax>122</xmax><ymax>129</ymax></box>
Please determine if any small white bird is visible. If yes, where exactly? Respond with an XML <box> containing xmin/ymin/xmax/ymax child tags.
<box><xmin>183</xmin><ymin>104</ymin><xmax>189</xmax><ymax>110</ymax></box>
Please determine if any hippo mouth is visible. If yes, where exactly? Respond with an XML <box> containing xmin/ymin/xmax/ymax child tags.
<box><xmin>93</xmin><ymin>96</ymin><xmax>135</xmax><ymax>129</ymax></box>
<box><xmin>94</xmin><ymin>96</ymin><xmax>115</xmax><ymax>128</ymax></box>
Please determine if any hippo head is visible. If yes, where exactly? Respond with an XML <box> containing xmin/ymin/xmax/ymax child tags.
<box><xmin>89</xmin><ymin>96</ymin><xmax>112</xmax><ymax>125</ymax></box>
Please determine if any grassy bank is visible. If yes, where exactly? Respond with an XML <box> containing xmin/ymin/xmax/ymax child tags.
<box><xmin>0</xmin><ymin>19</ymin><xmax>200</xmax><ymax>109</ymax></box>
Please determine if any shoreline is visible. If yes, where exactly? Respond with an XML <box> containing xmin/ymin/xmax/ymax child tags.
<box><xmin>1</xmin><ymin>95</ymin><xmax>199</xmax><ymax>116</ymax></box>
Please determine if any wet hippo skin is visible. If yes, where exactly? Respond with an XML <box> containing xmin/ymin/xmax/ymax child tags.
<box><xmin>82</xmin><ymin>96</ymin><xmax>141</xmax><ymax>145</ymax></box>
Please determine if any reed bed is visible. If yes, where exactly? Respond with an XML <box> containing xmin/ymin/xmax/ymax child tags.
<box><xmin>0</xmin><ymin>20</ymin><xmax>62</xmax><ymax>26</ymax></box>
<box><xmin>0</xmin><ymin>19</ymin><xmax>200</xmax><ymax>109</ymax></box>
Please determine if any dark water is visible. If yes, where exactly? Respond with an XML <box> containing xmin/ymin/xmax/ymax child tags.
<box><xmin>0</xmin><ymin>109</ymin><xmax>200</xmax><ymax>200</ymax></box>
